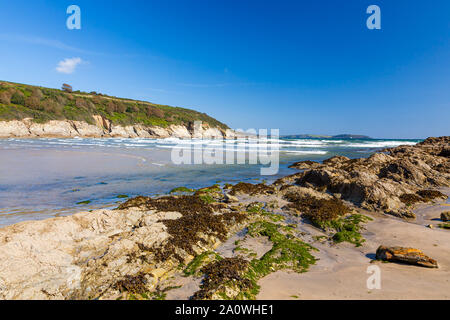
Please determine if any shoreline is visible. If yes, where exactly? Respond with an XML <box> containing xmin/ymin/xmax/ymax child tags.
<box><xmin>0</xmin><ymin>136</ymin><xmax>448</xmax><ymax>300</ymax></box>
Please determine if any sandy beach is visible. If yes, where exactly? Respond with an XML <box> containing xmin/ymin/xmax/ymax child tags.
<box><xmin>0</xmin><ymin>137</ymin><xmax>448</xmax><ymax>300</ymax></box>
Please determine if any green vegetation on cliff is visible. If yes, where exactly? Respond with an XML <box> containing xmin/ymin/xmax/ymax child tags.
<box><xmin>0</xmin><ymin>81</ymin><xmax>228</xmax><ymax>129</ymax></box>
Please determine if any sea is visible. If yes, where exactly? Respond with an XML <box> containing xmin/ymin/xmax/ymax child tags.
<box><xmin>0</xmin><ymin>137</ymin><xmax>420</xmax><ymax>226</ymax></box>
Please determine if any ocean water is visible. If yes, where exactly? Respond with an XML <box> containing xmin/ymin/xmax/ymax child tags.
<box><xmin>0</xmin><ymin>137</ymin><xmax>420</xmax><ymax>226</ymax></box>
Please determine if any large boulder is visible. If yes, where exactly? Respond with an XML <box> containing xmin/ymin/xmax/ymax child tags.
<box><xmin>375</xmin><ymin>246</ymin><xmax>438</xmax><ymax>268</ymax></box>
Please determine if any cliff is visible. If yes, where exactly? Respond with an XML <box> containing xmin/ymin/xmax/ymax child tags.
<box><xmin>0</xmin><ymin>81</ymin><xmax>230</xmax><ymax>139</ymax></box>
<box><xmin>0</xmin><ymin>118</ymin><xmax>233</xmax><ymax>139</ymax></box>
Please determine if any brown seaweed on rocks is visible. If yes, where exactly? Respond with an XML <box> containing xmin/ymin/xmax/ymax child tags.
<box><xmin>119</xmin><ymin>195</ymin><xmax>214</xmax><ymax>215</ymax></box>
<box><xmin>284</xmin><ymin>192</ymin><xmax>350</xmax><ymax>223</ymax></box>
<box><xmin>113</xmin><ymin>273</ymin><xmax>149</xmax><ymax>294</ymax></box>
<box><xmin>154</xmin><ymin>210</ymin><xmax>247</xmax><ymax>263</ymax></box>
<box><xmin>229</xmin><ymin>182</ymin><xmax>275</xmax><ymax>196</ymax></box>
<box><xmin>416</xmin><ymin>189</ymin><xmax>447</xmax><ymax>201</ymax></box>
<box><xmin>191</xmin><ymin>257</ymin><xmax>252</xmax><ymax>300</ymax></box>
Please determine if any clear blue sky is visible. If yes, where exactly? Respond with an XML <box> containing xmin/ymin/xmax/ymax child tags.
<box><xmin>0</xmin><ymin>0</ymin><xmax>449</xmax><ymax>138</ymax></box>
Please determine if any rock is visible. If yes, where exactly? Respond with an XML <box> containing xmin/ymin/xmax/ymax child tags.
<box><xmin>169</xmin><ymin>125</ymin><xmax>191</xmax><ymax>139</ymax></box>
<box><xmin>440</xmin><ymin>211</ymin><xmax>450</xmax><ymax>222</ymax></box>
<box><xmin>71</xmin><ymin>121</ymin><xmax>104</xmax><ymax>137</ymax></box>
<box><xmin>224</xmin><ymin>193</ymin><xmax>239</xmax><ymax>203</ymax></box>
<box><xmin>375</xmin><ymin>246</ymin><xmax>438</xmax><ymax>268</ymax></box>
<box><xmin>92</xmin><ymin>115</ymin><xmax>111</xmax><ymax>131</ymax></box>
<box><xmin>133</xmin><ymin>125</ymin><xmax>152</xmax><ymax>138</ymax></box>
<box><xmin>109</xmin><ymin>125</ymin><xmax>138</xmax><ymax>138</ymax></box>
<box><xmin>147</xmin><ymin>126</ymin><xmax>170</xmax><ymax>138</ymax></box>
<box><xmin>276</xmin><ymin>137</ymin><xmax>450</xmax><ymax>218</ymax></box>
<box><xmin>0</xmin><ymin>198</ymin><xmax>247</xmax><ymax>299</ymax></box>
<box><xmin>288</xmin><ymin>160</ymin><xmax>321</xmax><ymax>170</ymax></box>
<box><xmin>28</xmin><ymin>120</ymin><xmax>78</xmax><ymax>137</ymax></box>
<box><xmin>0</xmin><ymin>120</ymin><xmax>31</xmax><ymax>138</ymax></box>
<box><xmin>427</xmin><ymin>224</ymin><xmax>433</xmax><ymax>228</ymax></box>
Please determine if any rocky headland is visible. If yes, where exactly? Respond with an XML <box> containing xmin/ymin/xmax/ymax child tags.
<box><xmin>0</xmin><ymin>81</ymin><xmax>231</xmax><ymax>139</ymax></box>
<box><xmin>0</xmin><ymin>136</ymin><xmax>449</xmax><ymax>300</ymax></box>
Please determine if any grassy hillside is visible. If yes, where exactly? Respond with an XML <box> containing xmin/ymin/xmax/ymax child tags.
<box><xmin>0</xmin><ymin>81</ymin><xmax>228</xmax><ymax>129</ymax></box>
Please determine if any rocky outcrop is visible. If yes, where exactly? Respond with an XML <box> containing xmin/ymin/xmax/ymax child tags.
<box><xmin>0</xmin><ymin>195</ymin><xmax>248</xmax><ymax>300</ymax></box>
<box><xmin>71</xmin><ymin>121</ymin><xmax>104</xmax><ymax>137</ymax></box>
<box><xmin>0</xmin><ymin>120</ymin><xmax>31</xmax><ymax>137</ymax></box>
<box><xmin>375</xmin><ymin>246</ymin><xmax>438</xmax><ymax>268</ymax></box>
<box><xmin>0</xmin><ymin>117</ymin><xmax>234</xmax><ymax>139</ymax></box>
<box><xmin>277</xmin><ymin>137</ymin><xmax>450</xmax><ymax>218</ymax></box>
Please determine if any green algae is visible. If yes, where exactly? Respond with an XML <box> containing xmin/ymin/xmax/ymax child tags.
<box><xmin>76</xmin><ymin>200</ymin><xmax>91</xmax><ymax>205</ymax></box>
<box><xmin>318</xmin><ymin>214</ymin><xmax>372</xmax><ymax>247</ymax></box>
<box><xmin>192</xmin><ymin>220</ymin><xmax>317</xmax><ymax>300</ymax></box>
<box><xmin>438</xmin><ymin>223</ymin><xmax>450</xmax><ymax>229</ymax></box>
<box><xmin>169</xmin><ymin>187</ymin><xmax>195</xmax><ymax>194</ymax></box>
<box><xmin>184</xmin><ymin>251</ymin><xmax>223</xmax><ymax>276</ymax></box>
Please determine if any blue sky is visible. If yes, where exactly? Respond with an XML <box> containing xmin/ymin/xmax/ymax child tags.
<box><xmin>0</xmin><ymin>0</ymin><xmax>449</xmax><ymax>139</ymax></box>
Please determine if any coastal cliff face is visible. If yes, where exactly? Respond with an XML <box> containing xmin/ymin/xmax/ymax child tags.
<box><xmin>0</xmin><ymin>117</ymin><xmax>233</xmax><ymax>139</ymax></box>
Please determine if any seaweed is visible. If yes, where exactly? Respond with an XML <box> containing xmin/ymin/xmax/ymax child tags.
<box><xmin>416</xmin><ymin>189</ymin><xmax>447</xmax><ymax>201</ymax></box>
<box><xmin>184</xmin><ymin>251</ymin><xmax>223</xmax><ymax>276</ymax></box>
<box><xmin>328</xmin><ymin>214</ymin><xmax>373</xmax><ymax>247</ymax></box>
<box><xmin>399</xmin><ymin>193</ymin><xmax>422</xmax><ymax>205</ymax></box>
<box><xmin>191</xmin><ymin>257</ymin><xmax>252</xmax><ymax>300</ymax></box>
<box><xmin>153</xmin><ymin>208</ymin><xmax>247</xmax><ymax>263</ymax></box>
<box><xmin>76</xmin><ymin>200</ymin><xmax>91</xmax><ymax>205</ymax></box>
<box><xmin>119</xmin><ymin>195</ymin><xmax>214</xmax><ymax>215</ymax></box>
<box><xmin>284</xmin><ymin>194</ymin><xmax>350</xmax><ymax>224</ymax></box>
<box><xmin>229</xmin><ymin>182</ymin><xmax>275</xmax><ymax>196</ymax></box>
<box><xmin>191</xmin><ymin>221</ymin><xmax>317</xmax><ymax>300</ymax></box>
<box><xmin>400</xmin><ymin>190</ymin><xmax>447</xmax><ymax>206</ymax></box>
<box><xmin>113</xmin><ymin>273</ymin><xmax>148</xmax><ymax>294</ymax></box>
<box><xmin>169</xmin><ymin>187</ymin><xmax>195</xmax><ymax>194</ymax></box>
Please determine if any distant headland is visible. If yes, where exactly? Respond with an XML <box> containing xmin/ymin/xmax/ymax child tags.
<box><xmin>282</xmin><ymin>134</ymin><xmax>373</xmax><ymax>140</ymax></box>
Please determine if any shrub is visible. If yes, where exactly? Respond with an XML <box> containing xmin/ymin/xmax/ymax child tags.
<box><xmin>0</xmin><ymin>92</ymin><xmax>11</xmax><ymax>104</ymax></box>
<box><xmin>75</xmin><ymin>98</ymin><xmax>88</xmax><ymax>110</ymax></box>
<box><xmin>32</xmin><ymin>88</ymin><xmax>43</xmax><ymax>100</ymax></box>
<box><xmin>146</xmin><ymin>106</ymin><xmax>164</xmax><ymax>118</ymax></box>
<box><xmin>24</xmin><ymin>96</ymin><xmax>42</xmax><ymax>110</ymax></box>
<box><xmin>10</xmin><ymin>90</ymin><xmax>25</xmax><ymax>105</ymax></box>
<box><xmin>41</xmin><ymin>99</ymin><xmax>63</xmax><ymax>115</ymax></box>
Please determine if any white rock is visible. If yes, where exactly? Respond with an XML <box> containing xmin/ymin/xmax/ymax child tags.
<box><xmin>28</xmin><ymin>120</ymin><xmax>78</xmax><ymax>137</ymax></box>
<box><xmin>169</xmin><ymin>125</ymin><xmax>191</xmax><ymax>139</ymax></box>
<box><xmin>0</xmin><ymin>120</ymin><xmax>31</xmax><ymax>138</ymax></box>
